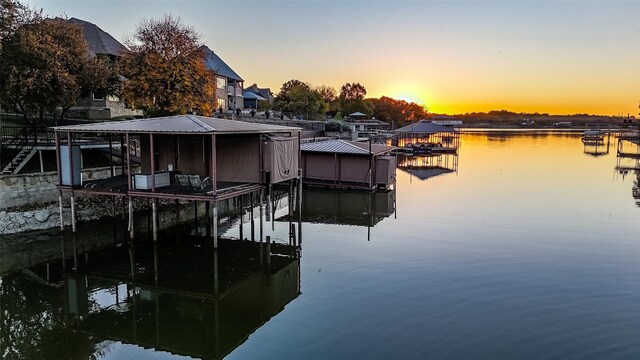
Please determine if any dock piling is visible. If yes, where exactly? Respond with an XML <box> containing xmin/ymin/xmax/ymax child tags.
<box><xmin>212</xmin><ymin>201</ymin><xmax>218</xmax><ymax>249</ymax></box>
<box><xmin>250</xmin><ymin>193</ymin><xmax>255</xmax><ymax>241</ymax></box>
<box><xmin>70</xmin><ymin>192</ymin><xmax>76</xmax><ymax>233</ymax></box>
<box><xmin>128</xmin><ymin>197</ymin><xmax>134</xmax><ymax>239</ymax></box>
<box><xmin>259</xmin><ymin>190</ymin><xmax>264</xmax><ymax>243</ymax></box>
<box><xmin>152</xmin><ymin>198</ymin><xmax>158</xmax><ymax>242</ymax></box>
<box><xmin>58</xmin><ymin>191</ymin><xmax>64</xmax><ymax>230</ymax></box>
<box><xmin>239</xmin><ymin>196</ymin><xmax>244</xmax><ymax>240</ymax></box>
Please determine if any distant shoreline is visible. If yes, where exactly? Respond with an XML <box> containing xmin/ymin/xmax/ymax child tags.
<box><xmin>458</xmin><ymin>124</ymin><xmax>637</xmax><ymax>133</ymax></box>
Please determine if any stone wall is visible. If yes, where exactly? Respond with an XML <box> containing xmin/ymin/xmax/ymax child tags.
<box><xmin>0</xmin><ymin>196</ymin><xmax>211</xmax><ymax>235</ymax></box>
<box><xmin>0</xmin><ymin>166</ymin><xmax>125</xmax><ymax>210</ymax></box>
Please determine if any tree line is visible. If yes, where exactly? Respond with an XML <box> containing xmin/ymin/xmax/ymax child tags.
<box><xmin>271</xmin><ymin>79</ymin><xmax>429</xmax><ymax>128</ymax></box>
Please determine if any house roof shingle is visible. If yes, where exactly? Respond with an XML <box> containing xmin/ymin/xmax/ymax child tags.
<box><xmin>200</xmin><ymin>45</ymin><xmax>243</xmax><ymax>82</ymax></box>
<box><xmin>66</xmin><ymin>17</ymin><xmax>127</xmax><ymax>57</ymax></box>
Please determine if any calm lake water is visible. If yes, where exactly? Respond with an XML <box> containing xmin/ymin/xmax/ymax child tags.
<box><xmin>2</xmin><ymin>132</ymin><xmax>640</xmax><ymax>359</ymax></box>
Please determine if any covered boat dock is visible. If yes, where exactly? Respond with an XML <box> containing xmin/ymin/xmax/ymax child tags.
<box><xmin>300</xmin><ymin>139</ymin><xmax>396</xmax><ymax>191</ymax></box>
<box><xmin>392</xmin><ymin>120</ymin><xmax>460</xmax><ymax>153</ymax></box>
<box><xmin>52</xmin><ymin>115</ymin><xmax>302</xmax><ymax>243</ymax></box>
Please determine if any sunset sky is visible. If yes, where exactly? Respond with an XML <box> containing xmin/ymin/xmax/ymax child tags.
<box><xmin>25</xmin><ymin>1</ymin><xmax>640</xmax><ymax>116</ymax></box>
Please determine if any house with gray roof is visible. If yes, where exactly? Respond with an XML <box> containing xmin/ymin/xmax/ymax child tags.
<box><xmin>66</xmin><ymin>17</ymin><xmax>127</xmax><ymax>58</ymax></box>
<box><xmin>244</xmin><ymin>83</ymin><xmax>274</xmax><ymax>109</ymax></box>
<box><xmin>200</xmin><ymin>45</ymin><xmax>244</xmax><ymax>113</ymax></box>
<box><xmin>64</xmin><ymin>17</ymin><xmax>142</xmax><ymax>120</ymax></box>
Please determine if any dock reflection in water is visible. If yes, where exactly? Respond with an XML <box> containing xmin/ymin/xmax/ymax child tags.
<box><xmin>278</xmin><ymin>189</ymin><xmax>395</xmax><ymax>241</ymax></box>
<box><xmin>1</xmin><ymin>228</ymin><xmax>301</xmax><ymax>359</ymax></box>
<box><xmin>397</xmin><ymin>153</ymin><xmax>459</xmax><ymax>182</ymax></box>
<box><xmin>615</xmin><ymin>134</ymin><xmax>640</xmax><ymax>207</ymax></box>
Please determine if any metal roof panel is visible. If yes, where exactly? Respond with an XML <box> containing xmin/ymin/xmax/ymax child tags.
<box><xmin>52</xmin><ymin>115</ymin><xmax>301</xmax><ymax>134</ymax></box>
<box><xmin>301</xmin><ymin>140</ymin><xmax>395</xmax><ymax>155</ymax></box>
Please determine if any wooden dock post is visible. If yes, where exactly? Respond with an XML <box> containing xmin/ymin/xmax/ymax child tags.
<box><xmin>266</xmin><ymin>192</ymin><xmax>271</xmax><ymax>222</ymax></box>
<box><xmin>58</xmin><ymin>191</ymin><xmax>64</xmax><ymax>230</ymax></box>
<box><xmin>152</xmin><ymin>198</ymin><xmax>158</xmax><ymax>242</ymax></box>
<box><xmin>205</xmin><ymin>199</ymin><xmax>211</xmax><ymax>238</ymax></box>
<box><xmin>259</xmin><ymin>190</ymin><xmax>264</xmax><ymax>240</ymax></box>
<box><xmin>70</xmin><ymin>192</ymin><xmax>76</xmax><ymax>233</ymax></box>
<box><xmin>266</xmin><ymin>235</ymin><xmax>271</xmax><ymax>268</ymax></box>
<box><xmin>239</xmin><ymin>196</ymin><xmax>244</xmax><ymax>240</ymax></box>
<box><xmin>128</xmin><ymin>197</ymin><xmax>134</xmax><ymax>239</ymax></box>
<box><xmin>212</xmin><ymin>201</ymin><xmax>218</xmax><ymax>249</ymax></box>
<box><xmin>250</xmin><ymin>193</ymin><xmax>255</xmax><ymax>241</ymax></box>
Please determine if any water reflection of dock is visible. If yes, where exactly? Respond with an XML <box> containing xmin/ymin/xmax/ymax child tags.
<box><xmin>614</xmin><ymin>133</ymin><xmax>640</xmax><ymax>208</ymax></box>
<box><xmin>277</xmin><ymin>189</ymin><xmax>395</xmax><ymax>241</ymax></box>
<box><xmin>616</xmin><ymin>133</ymin><xmax>640</xmax><ymax>173</ymax></box>
<box><xmin>66</xmin><ymin>237</ymin><xmax>300</xmax><ymax>360</ymax></box>
<box><xmin>0</xmin><ymin>234</ymin><xmax>300</xmax><ymax>360</ymax></box>
<box><xmin>582</xmin><ymin>130</ymin><xmax>611</xmax><ymax>157</ymax></box>
<box><xmin>0</xmin><ymin>190</ymin><xmax>302</xmax><ymax>359</ymax></box>
<box><xmin>397</xmin><ymin>153</ymin><xmax>459</xmax><ymax>181</ymax></box>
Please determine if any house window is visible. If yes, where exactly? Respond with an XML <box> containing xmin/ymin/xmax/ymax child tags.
<box><xmin>216</xmin><ymin>77</ymin><xmax>226</xmax><ymax>90</ymax></box>
<box><xmin>216</xmin><ymin>98</ymin><xmax>226</xmax><ymax>110</ymax></box>
<box><xmin>92</xmin><ymin>91</ymin><xmax>106</xmax><ymax>101</ymax></box>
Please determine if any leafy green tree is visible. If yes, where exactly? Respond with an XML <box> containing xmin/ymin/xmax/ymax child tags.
<box><xmin>317</xmin><ymin>85</ymin><xmax>339</xmax><ymax>116</ymax></box>
<box><xmin>368</xmin><ymin>96</ymin><xmax>428</xmax><ymax>128</ymax></box>
<box><xmin>272</xmin><ymin>79</ymin><xmax>328</xmax><ymax>119</ymax></box>
<box><xmin>119</xmin><ymin>15</ymin><xmax>216</xmax><ymax>117</ymax></box>
<box><xmin>338</xmin><ymin>82</ymin><xmax>374</xmax><ymax>117</ymax></box>
<box><xmin>0</xmin><ymin>18</ymin><xmax>115</xmax><ymax>129</ymax></box>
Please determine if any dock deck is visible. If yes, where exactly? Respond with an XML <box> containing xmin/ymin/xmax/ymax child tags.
<box><xmin>75</xmin><ymin>174</ymin><xmax>263</xmax><ymax>201</ymax></box>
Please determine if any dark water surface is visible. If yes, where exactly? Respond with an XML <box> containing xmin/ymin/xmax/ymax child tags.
<box><xmin>2</xmin><ymin>133</ymin><xmax>640</xmax><ymax>359</ymax></box>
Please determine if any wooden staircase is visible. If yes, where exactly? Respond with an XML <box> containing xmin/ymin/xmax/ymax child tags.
<box><xmin>1</xmin><ymin>127</ymin><xmax>35</xmax><ymax>175</ymax></box>
<box><xmin>1</xmin><ymin>146</ymin><xmax>36</xmax><ymax>175</ymax></box>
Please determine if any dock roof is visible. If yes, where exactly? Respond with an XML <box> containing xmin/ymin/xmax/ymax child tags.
<box><xmin>301</xmin><ymin>139</ymin><xmax>395</xmax><ymax>156</ymax></box>
<box><xmin>394</xmin><ymin>120</ymin><xmax>458</xmax><ymax>134</ymax></box>
<box><xmin>52</xmin><ymin>115</ymin><xmax>301</xmax><ymax>134</ymax></box>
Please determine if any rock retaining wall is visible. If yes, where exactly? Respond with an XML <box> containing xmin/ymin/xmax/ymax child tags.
<box><xmin>0</xmin><ymin>195</ymin><xmax>212</xmax><ymax>235</ymax></box>
<box><xmin>0</xmin><ymin>167</ymin><xmax>125</xmax><ymax>210</ymax></box>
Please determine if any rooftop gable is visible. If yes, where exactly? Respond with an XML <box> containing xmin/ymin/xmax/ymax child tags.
<box><xmin>200</xmin><ymin>45</ymin><xmax>243</xmax><ymax>82</ymax></box>
<box><xmin>66</xmin><ymin>17</ymin><xmax>127</xmax><ymax>57</ymax></box>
